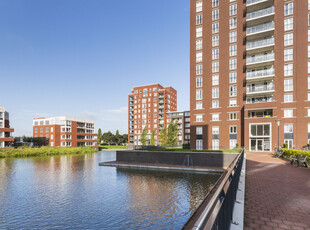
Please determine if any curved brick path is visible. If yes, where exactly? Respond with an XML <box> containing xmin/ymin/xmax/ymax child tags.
<box><xmin>244</xmin><ymin>152</ymin><xmax>310</xmax><ymax>230</ymax></box>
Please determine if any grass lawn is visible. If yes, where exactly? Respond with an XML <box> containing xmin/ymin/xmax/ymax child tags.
<box><xmin>99</xmin><ymin>145</ymin><xmax>128</xmax><ymax>149</ymax></box>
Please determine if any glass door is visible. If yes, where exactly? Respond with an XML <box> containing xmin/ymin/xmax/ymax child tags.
<box><xmin>257</xmin><ymin>139</ymin><xmax>263</xmax><ymax>151</ymax></box>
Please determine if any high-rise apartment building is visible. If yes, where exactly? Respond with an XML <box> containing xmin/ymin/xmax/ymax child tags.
<box><xmin>128</xmin><ymin>84</ymin><xmax>177</xmax><ymax>145</ymax></box>
<box><xmin>0</xmin><ymin>107</ymin><xmax>14</xmax><ymax>148</ymax></box>
<box><xmin>167</xmin><ymin>111</ymin><xmax>191</xmax><ymax>146</ymax></box>
<box><xmin>33</xmin><ymin>116</ymin><xmax>98</xmax><ymax>148</ymax></box>
<box><xmin>191</xmin><ymin>0</ymin><xmax>310</xmax><ymax>151</ymax></box>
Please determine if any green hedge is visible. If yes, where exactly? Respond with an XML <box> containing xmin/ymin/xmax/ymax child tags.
<box><xmin>0</xmin><ymin>146</ymin><xmax>97</xmax><ymax>158</ymax></box>
<box><xmin>281</xmin><ymin>148</ymin><xmax>310</xmax><ymax>163</ymax></box>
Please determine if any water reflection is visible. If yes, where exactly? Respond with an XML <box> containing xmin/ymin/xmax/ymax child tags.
<box><xmin>0</xmin><ymin>152</ymin><xmax>221</xmax><ymax>229</ymax></box>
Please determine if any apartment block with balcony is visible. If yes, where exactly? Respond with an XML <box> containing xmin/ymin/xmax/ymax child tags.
<box><xmin>128</xmin><ymin>84</ymin><xmax>177</xmax><ymax>145</ymax></box>
<box><xmin>190</xmin><ymin>0</ymin><xmax>310</xmax><ymax>151</ymax></box>
<box><xmin>33</xmin><ymin>116</ymin><xmax>98</xmax><ymax>148</ymax></box>
<box><xmin>0</xmin><ymin>107</ymin><xmax>14</xmax><ymax>148</ymax></box>
<box><xmin>167</xmin><ymin>111</ymin><xmax>191</xmax><ymax>146</ymax></box>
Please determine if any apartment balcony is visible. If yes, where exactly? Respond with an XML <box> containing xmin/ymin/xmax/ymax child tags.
<box><xmin>246</xmin><ymin>37</ymin><xmax>274</xmax><ymax>54</ymax></box>
<box><xmin>246</xmin><ymin>6</ymin><xmax>275</xmax><ymax>27</ymax></box>
<box><xmin>246</xmin><ymin>22</ymin><xmax>274</xmax><ymax>40</ymax></box>
<box><xmin>246</xmin><ymin>0</ymin><xmax>274</xmax><ymax>12</ymax></box>
<box><xmin>159</xmin><ymin>100</ymin><xmax>164</xmax><ymax>104</ymax></box>
<box><xmin>246</xmin><ymin>68</ymin><xmax>275</xmax><ymax>82</ymax></box>
<box><xmin>246</xmin><ymin>96</ymin><xmax>275</xmax><ymax>104</ymax></box>
<box><xmin>246</xmin><ymin>84</ymin><xmax>274</xmax><ymax>95</ymax></box>
<box><xmin>248</xmin><ymin>109</ymin><xmax>273</xmax><ymax>118</ymax></box>
<box><xmin>159</xmin><ymin>95</ymin><xmax>164</xmax><ymax>99</ymax></box>
<box><xmin>159</xmin><ymin>110</ymin><xmax>164</xmax><ymax>114</ymax></box>
<box><xmin>246</xmin><ymin>53</ymin><xmax>274</xmax><ymax>68</ymax></box>
<box><xmin>159</xmin><ymin>106</ymin><xmax>164</xmax><ymax>109</ymax></box>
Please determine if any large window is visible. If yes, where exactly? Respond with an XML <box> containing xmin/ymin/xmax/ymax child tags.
<box><xmin>196</xmin><ymin>89</ymin><xmax>202</xmax><ymax>100</ymax></box>
<box><xmin>212</xmin><ymin>9</ymin><xmax>219</xmax><ymax>21</ymax></box>
<box><xmin>212</xmin><ymin>74</ymin><xmax>219</xmax><ymax>86</ymax></box>
<box><xmin>284</xmin><ymin>18</ymin><xmax>293</xmax><ymax>31</ymax></box>
<box><xmin>229</xmin><ymin>31</ymin><xmax>237</xmax><ymax>43</ymax></box>
<box><xmin>196</xmin><ymin>114</ymin><xmax>203</xmax><ymax>122</ymax></box>
<box><xmin>196</xmin><ymin>39</ymin><xmax>202</xmax><ymax>50</ymax></box>
<box><xmin>212</xmin><ymin>35</ymin><xmax>219</xmax><ymax>46</ymax></box>
<box><xmin>229</xmin><ymin>17</ymin><xmax>237</xmax><ymax>29</ymax></box>
<box><xmin>284</xmin><ymin>33</ymin><xmax>293</xmax><ymax>46</ymax></box>
<box><xmin>212</xmin><ymin>87</ymin><xmax>219</xmax><ymax>98</ymax></box>
<box><xmin>196</xmin><ymin>64</ymin><xmax>203</xmax><ymax>75</ymax></box>
<box><xmin>250</xmin><ymin>124</ymin><xmax>270</xmax><ymax>137</ymax></box>
<box><xmin>284</xmin><ymin>109</ymin><xmax>293</xmax><ymax>118</ymax></box>
<box><xmin>196</xmin><ymin>52</ymin><xmax>202</xmax><ymax>63</ymax></box>
<box><xmin>230</xmin><ymin>72</ymin><xmax>237</xmax><ymax>83</ymax></box>
<box><xmin>229</xmin><ymin>45</ymin><xmax>237</xmax><ymax>56</ymax></box>
<box><xmin>229</xmin><ymin>58</ymin><xmax>237</xmax><ymax>70</ymax></box>
<box><xmin>229</xmin><ymin>4</ymin><xmax>237</xmax><ymax>16</ymax></box>
<box><xmin>212</xmin><ymin>61</ymin><xmax>219</xmax><ymax>73</ymax></box>
<box><xmin>196</xmin><ymin>14</ymin><xmax>202</xmax><ymax>25</ymax></box>
<box><xmin>212</xmin><ymin>113</ymin><xmax>219</xmax><ymax>121</ymax></box>
<box><xmin>212</xmin><ymin>0</ymin><xmax>219</xmax><ymax>8</ymax></box>
<box><xmin>212</xmin><ymin>22</ymin><xmax>219</xmax><ymax>34</ymax></box>
<box><xmin>196</xmin><ymin>140</ymin><xmax>203</xmax><ymax>150</ymax></box>
<box><xmin>196</xmin><ymin>77</ymin><xmax>202</xmax><ymax>88</ymax></box>
<box><xmin>196</xmin><ymin>127</ymin><xmax>203</xmax><ymax>135</ymax></box>
<box><xmin>196</xmin><ymin>1</ymin><xmax>202</xmax><ymax>12</ymax></box>
<box><xmin>284</xmin><ymin>93</ymin><xmax>293</xmax><ymax>102</ymax></box>
<box><xmin>284</xmin><ymin>2</ymin><xmax>293</xmax><ymax>16</ymax></box>
<box><xmin>212</xmin><ymin>48</ymin><xmax>219</xmax><ymax>60</ymax></box>
<box><xmin>230</xmin><ymin>85</ymin><xmax>237</xmax><ymax>97</ymax></box>
<box><xmin>284</xmin><ymin>78</ymin><xmax>293</xmax><ymax>91</ymax></box>
<box><xmin>284</xmin><ymin>48</ymin><xmax>293</xmax><ymax>61</ymax></box>
<box><xmin>284</xmin><ymin>124</ymin><xmax>293</xmax><ymax>133</ymax></box>
<box><xmin>212</xmin><ymin>100</ymin><xmax>219</xmax><ymax>108</ymax></box>
<box><xmin>196</xmin><ymin>102</ymin><xmax>202</xmax><ymax>110</ymax></box>
<box><xmin>196</xmin><ymin>26</ymin><xmax>202</xmax><ymax>37</ymax></box>
<box><xmin>284</xmin><ymin>63</ymin><xmax>293</xmax><ymax>76</ymax></box>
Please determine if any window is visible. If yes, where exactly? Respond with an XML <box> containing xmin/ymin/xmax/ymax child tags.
<box><xmin>46</xmin><ymin>127</ymin><xmax>49</xmax><ymax>132</ymax></box>
<box><xmin>51</xmin><ymin>127</ymin><xmax>53</xmax><ymax>132</ymax></box>
<box><xmin>212</xmin><ymin>87</ymin><xmax>219</xmax><ymax>98</ymax></box>
<box><xmin>212</xmin><ymin>74</ymin><xmax>219</xmax><ymax>86</ymax></box>
<box><xmin>308</xmin><ymin>92</ymin><xmax>310</xmax><ymax>101</ymax></box>
<box><xmin>230</xmin><ymin>139</ymin><xmax>237</xmax><ymax>149</ymax></box>
<box><xmin>196</xmin><ymin>14</ymin><xmax>202</xmax><ymax>25</ymax></box>
<box><xmin>196</xmin><ymin>26</ymin><xmax>202</xmax><ymax>37</ymax></box>
<box><xmin>196</xmin><ymin>126</ymin><xmax>203</xmax><ymax>135</ymax></box>
<box><xmin>196</xmin><ymin>1</ymin><xmax>202</xmax><ymax>12</ymax></box>
<box><xmin>196</xmin><ymin>89</ymin><xmax>202</xmax><ymax>100</ymax></box>
<box><xmin>196</xmin><ymin>52</ymin><xmax>202</xmax><ymax>62</ymax></box>
<box><xmin>212</xmin><ymin>48</ymin><xmax>219</xmax><ymax>60</ymax></box>
<box><xmin>212</xmin><ymin>22</ymin><xmax>219</xmax><ymax>34</ymax></box>
<box><xmin>308</xmin><ymin>109</ymin><xmax>310</xmax><ymax>117</ymax></box>
<box><xmin>212</xmin><ymin>9</ymin><xmax>219</xmax><ymax>21</ymax></box>
<box><xmin>229</xmin><ymin>31</ymin><xmax>237</xmax><ymax>43</ymax></box>
<box><xmin>35</xmin><ymin>128</ymin><xmax>38</xmax><ymax>133</ymax></box>
<box><xmin>212</xmin><ymin>113</ymin><xmax>219</xmax><ymax>121</ymax></box>
<box><xmin>196</xmin><ymin>39</ymin><xmax>202</xmax><ymax>50</ymax></box>
<box><xmin>196</xmin><ymin>64</ymin><xmax>202</xmax><ymax>75</ymax></box>
<box><xmin>40</xmin><ymin>128</ymin><xmax>43</xmax><ymax>132</ymax></box>
<box><xmin>229</xmin><ymin>58</ymin><xmax>237</xmax><ymax>70</ymax></box>
<box><xmin>229</xmin><ymin>112</ymin><xmax>237</xmax><ymax>120</ymax></box>
<box><xmin>51</xmin><ymin>135</ymin><xmax>53</xmax><ymax>140</ymax></box>
<box><xmin>284</xmin><ymin>2</ymin><xmax>293</xmax><ymax>16</ymax></box>
<box><xmin>230</xmin><ymin>85</ymin><xmax>237</xmax><ymax>97</ymax></box>
<box><xmin>309</xmin><ymin>29</ymin><xmax>310</xmax><ymax>42</ymax></box>
<box><xmin>230</xmin><ymin>72</ymin><xmax>237</xmax><ymax>83</ymax></box>
<box><xmin>284</xmin><ymin>17</ymin><xmax>293</xmax><ymax>31</ymax></box>
<box><xmin>284</xmin><ymin>33</ymin><xmax>293</xmax><ymax>46</ymax></box>
<box><xmin>284</xmin><ymin>109</ymin><xmax>293</xmax><ymax>118</ymax></box>
<box><xmin>284</xmin><ymin>124</ymin><xmax>293</xmax><ymax>133</ymax></box>
<box><xmin>284</xmin><ymin>93</ymin><xmax>293</xmax><ymax>102</ymax></box>
<box><xmin>196</xmin><ymin>101</ymin><xmax>202</xmax><ymax>109</ymax></box>
<box><xmin>230</xmin><ymin>126</ymin><xmax>237</xmax><ymax>134</ymax></box>
<box><xmin>229</xmin><ymin>4</ymin><xmax>237</xmax><ymax>16</ymax></box>
<box><xmin>196</xmin><ymin>77</ymin><xmax>202</xmax><ymax>88</ymax></box>
<box><xmin>308</xmin><ymin>76</ymin><xmax>310</xmax><ymax>90</ymax></box>
<box><xmin>212</xmin><ymin>100</ymin><xmax>219</xmax><ymax>108</ymax></box>
<box><xmin>284</xmin><ymin>78</ymin><xmax>293</xmax><ymax>91</ymax></box>
<box><xmin>284</xmin><ymin>63</ymin><xmax>293</xmax><ymax>76</ymax></box>
<box><xmin>212</xmin><ymin>0</ymin><xmax>219</xmax><ymax>7</ymax></box>
<box><xmin>196</xmin><ymin>114</ymin><xmax>203</xmax><ymax>122</ymax></box>
<box><xmin>229</xmin><ymin>17</ymin><xmax>237</xmax><ymax>29</ymax></box>
<box><xmin>212</xmin><ymin>61</ymin><xmax>219</xmax><ymax>73</ymax></box>
<box><xmin>284</xmin><ymin>48</ymin><xmax>293</xmax><ymax>61</ymax></box>
<box><xmin>229</xmin><ymin>45</ymin><xmax>237</xmax><ymax>56</ymax></box>
<box><xmin>309</xmin><ymin>45</ymin><xmax>310</xmax><ymax>58</ymax></box>
<box><xmin>212</xmin><ymin>35</ymin><xmax>219</xmax><ymax>46</ymax></box>
<box><xmin>309</xmin><ymin>61</ymin><xmax>310</xmax><ymax>74</ymax></box>
<box><xmin>212</xmin><ymin>140</ymin><xmax>219</xmax><ymax>150</ymax></box>
<box><xmin>212</xmin><ymin>126</ymin><xmax>219</xmax><ymax>134</ymax></box>
<box><xmin>196</xmin><ymin>140</ymin><xmax>203</xmax><ymax>150</ymax></box>
<box><xmin>229</xmin><ymin>99</ymin><xmax>237</xmax><ymax>107</ymax></box>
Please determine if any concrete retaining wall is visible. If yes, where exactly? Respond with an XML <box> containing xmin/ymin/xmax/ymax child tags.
<box><xmin>116</xmin><ymin>150</ymin><xmax>238</xmax><ymax>168</ymax></box>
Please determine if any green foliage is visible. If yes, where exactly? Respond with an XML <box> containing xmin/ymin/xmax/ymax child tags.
<box><xmin>140</xmin><ymin>127</ymin><xmax>148</xmax><ymax>146</ymax></box>
<box><xmin>98</xmin><ymin>128</ymin><xmax>102</xmax><ymax>144</ymax></box>
<box><xmin>115</xmin><ymin>130</ymin><xmax>120</xmax><ymax>144</ymax></box>
<box><xmin>101</xmin><ymin>131</ymin><xmax>116</xmax><ymax>145</ymax></box>
<box><xmin>283</xmin><ymin>143</ymin><xmax>288</xmax><ymax>148</ymax></box>
<box><xmin>159</xmin><ymin>126</ymin><xmax>167</xmax><ymax>146</ymax></box>
<box><xmin>150</xmin><ymin>130</ymin><xmax>156</xmax><ymax>146</ymax></box>
<box><xmin>99</xmin><ymin>145</ymin><xmax>128</xmax><ymax>149</ymax></box>
<box><xmin>281</xmin><ymin>148</ymin><xmax>310</xmax><ymax>163</ymax></box>
<box><xmin>236</xmin><ymin>143</ymin><xmax>239</xmax><ymax>148</ymax></box>
<box><xmin>0</xmin><ymin>146</ymin><xmax>97</xmax><ymax>159</ymax></box>
<box><xmin>100</xmin><ymin>130</ymin><xmax>128</xmax><ymax>145</ymax></box>
<box><xmin>166</xmin><ymin>120</ymin><xmax>178</xmax><ymax>146</ymax></box>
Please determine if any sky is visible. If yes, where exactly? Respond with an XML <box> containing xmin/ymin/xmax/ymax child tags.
<box><xmin>0</xmin><ymin>0</ymin><xmax>190</xmax><ymax>136</ymax></box>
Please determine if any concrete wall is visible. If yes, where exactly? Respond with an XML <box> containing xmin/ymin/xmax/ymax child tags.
<box><xmin>116</xmin><ymin>150</ymin><xmax>239</xmax><ymax>168</ymax></box>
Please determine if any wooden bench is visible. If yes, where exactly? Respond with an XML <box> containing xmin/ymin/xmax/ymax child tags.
<box><xmin>290</xmin><ymin>154</ymin><xmax>309</xmax><ymax>168</ymax></box>
<box><xmin>274</xmin><ymin>150</ymin><xmax>283</xmax><ymax>158</ymax></box>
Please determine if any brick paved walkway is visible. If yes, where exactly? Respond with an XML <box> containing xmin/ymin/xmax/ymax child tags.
<box><xmin>245</xmin><ymin>152</ymin><xmax>310</xmax><ymax>230</ymax></box>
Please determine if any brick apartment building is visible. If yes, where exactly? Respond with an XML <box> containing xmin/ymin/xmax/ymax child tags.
<box><xmin>167</xmin><ymin>111</ymin><xmax>191</xmax><ymax>146</ymax></box>
<box><xmin>0</xmin><ymin>107</ymin><xmax>14</xmax><ymax>148</ymax></box>
<box><xmin>191</xmin><ymin>0</ymin><xmax>310</xmax><ymax>151</ymax></box>
<box><xmin>33</xmin><ymin>116</ymin><xmax>98</xmax><ymax>148</ymax></box>
<box><xmin>128</xmin><ymin>84</ymin><xmax>177</xmax><ymax>145</ymax></box>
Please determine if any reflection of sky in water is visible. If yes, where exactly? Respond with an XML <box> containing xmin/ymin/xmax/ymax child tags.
<box><xmin>0</xmin><ymin>152</ymin><xmax>221</xmax><ymax>229</ymax></box>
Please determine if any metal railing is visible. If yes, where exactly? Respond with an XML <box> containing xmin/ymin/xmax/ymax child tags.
<box><xmin>246</xmin><ymin>53</ymin><xmax>274</xmax><ymax>64</ymax></box>
<box><xmin>183</xmin><ymin>149</ymin><xmax>245</xmax><ymax>229</ymax></box>
<box><xmin>247</xmin><ymin>84</ymin><xmax>274</xmax><ymax>93</ymax></box>
<box><xmin>246</xmin><ymin>22</ymin><xmax>274</xmax><ymax>35</ymax></box>
<box><xmin>246</xmin><ymin>96</ymin><xmax>274</xmax><ymax>103</ymax></box>
<box><xmin>247</xmin><ymin>37</ymin><xmax>274</xmax><ymax>50</ymax></box>
<box><xmin>246</xmin><ymin>6</ymin><xmax>274</xmax><ymax>20</ymax></box>
<box><xmin>246</xmin><ymin>68</ymin><xmax>274</xmax><ymax>79</ymax></box>
<box><xmin>247</xmin><ymin>0</ymin><xmax>268</xmax><ymax>5</ymax></box>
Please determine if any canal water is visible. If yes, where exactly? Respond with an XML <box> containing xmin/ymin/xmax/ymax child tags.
<box><xmin>0</xmin><ymin>151</ymin><xmax>222</xmax><ymax>229</ymax></box>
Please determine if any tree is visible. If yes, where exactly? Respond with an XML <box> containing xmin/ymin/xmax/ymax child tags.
<box><xmin>115</xmin><ymin>130</ymin><xmax>120</xmax><ymax>145</ymax></box>
<box><xmin>140</xmin><ymin>127</ymin><xmax>147</xmax><ymax>146</ymax></box>
<box><xmin>122</xmin><ymin>134</ymin><xmax>128</xmax><ymax>144</ymax></box>
<box><xmin>167</xmin><ymin>120</ymin><xmax>178</xmax><ymax>146</ymax></box>
<box><xmin>150</xmin><ymin>130</ymin><xmax>156</xmax><ymax>146</ymax></box>
<box><xmin>102</xmin><ymin>131</ymin><xmax>115</xmax><ymax>145</ymax></box>
<box><xmin>159</xmin><ymin>126</ymin><xmax>167</xmax><ymax>146</ymax></box>
<box><xmin>98</xmin><ymin>128</ymin><xmax>102</xmax><ymax>144</ymax></box>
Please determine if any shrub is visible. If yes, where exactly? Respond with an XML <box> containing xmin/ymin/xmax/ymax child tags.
<box><xmin>281</xmin><ymin>148</ymin><xmax>310</xmax><ymax>163</ymax></box>
<box><xmin>283</xmin><ymin>143</ymin><xmax>288</xmax><ymax>149</ymax></box>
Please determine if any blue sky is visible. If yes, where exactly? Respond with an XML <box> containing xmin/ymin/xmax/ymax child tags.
<box><xmin>0</xmin><ymin>0</ymin><xmax>190</xmax><ymax>136</ymax></box>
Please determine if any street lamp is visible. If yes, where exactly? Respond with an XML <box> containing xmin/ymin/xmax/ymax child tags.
<box><xmin>276</xmin><ymin>119</ymin><xmax>281</xmax><ymax>151</ymax></box>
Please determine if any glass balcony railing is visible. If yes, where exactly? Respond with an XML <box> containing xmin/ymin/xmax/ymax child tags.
<box><xmin>246</xmin><ymin>22</ymin><xmax>274</xmax><ymax>35</ymax></box>
<box><xmin>247</xmin><ymin>84</ymin><xmax>274</xmax><ymax>93</ymax></box>
<box><xmin>246</xmin><ymin>68</ymin><xmax>274</xmax><ymax>79</ymax></box>
<box><xmin>247</xmin><ymin>53</ymin><xmax>274</xmax><ymax>64</ymax></box>
<box><xmin>246</xmin><ymin>6</ymin><xmax>274</xmax><ymax>20</ymax></box>
<box><xmin>247</xmin><ymin>0</ymin><xmax>268</xmax><ymax>5</ymax></box>
<box><xmin>246</xmin><ymin>96</ymin><xmax>274</xmax><ymax>104</ymax></box>
<box><xmin>247</xmin><ymin>37</ymin><xmax>274</xmax><ymax>50</ymax></box>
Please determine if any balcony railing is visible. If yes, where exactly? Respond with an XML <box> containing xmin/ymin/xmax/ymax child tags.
<box><xmin>247</xmin><ymin>0</ymin><xmax>269</xmax><ymax>5</ymax></box>
<box><xmin>246</xmin><ymin>96</ymin><xmax>274</xmax><ymax>104</ymax></box>
<box><xmin>246</xmin><ymin>6</ymin><xmax>274</xmax><ymax>20</ymax></box>
<box><xmin>246</xmin><ymin>53</ymin><xmax>274</xmax><ymax>65</ymax></box>
<box><xmin>246</xmin><ymin>68</ymin><xmax>274</xmax><ymax>79</ymax></box>
<box><xmin>247</xmin><ymin>37</ymin><xmax>274</xmax><ymax>50</ymax></box>
<box><xmin>247</xmin><ymin>84</ymin><xmax>274</xmax><ymax>93</ymax></box>
<box><xmin>246</xmin><ymin>22</ymin><xmax>274</xmax><ymax>35</ymax></box>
